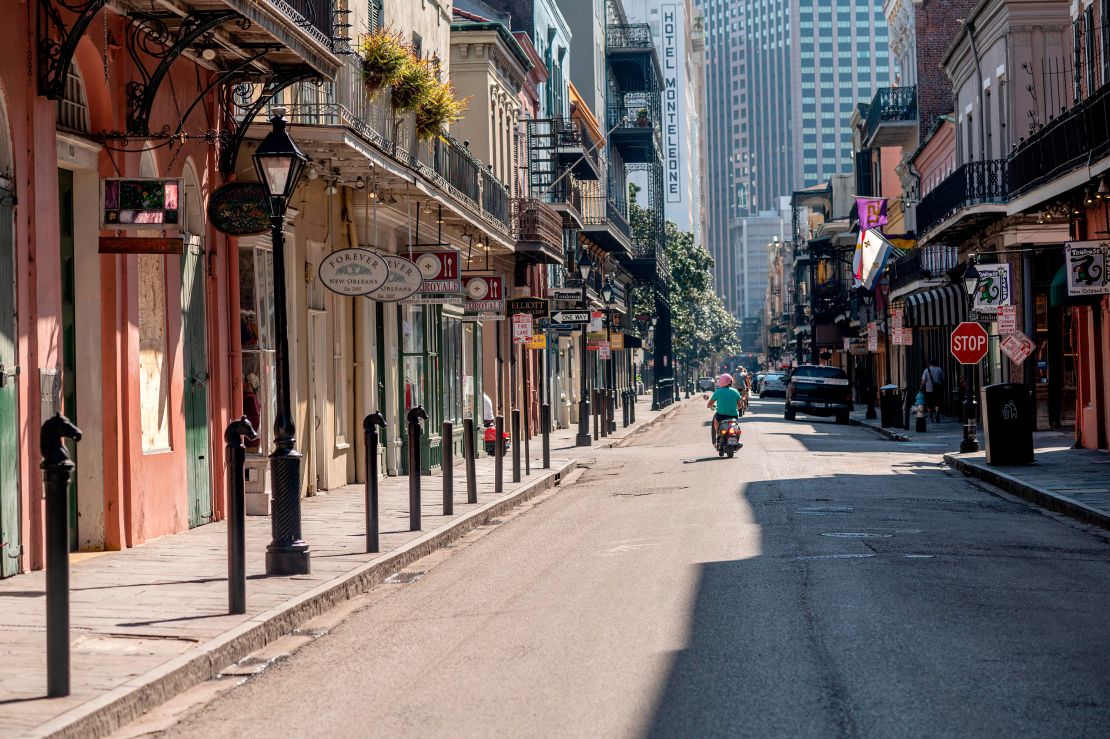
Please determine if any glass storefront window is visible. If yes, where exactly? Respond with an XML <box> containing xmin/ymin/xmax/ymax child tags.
<box><xmin>240</xmin><ymin>244</ymin><xmax>276</xmax><ymax>453</ymax></box>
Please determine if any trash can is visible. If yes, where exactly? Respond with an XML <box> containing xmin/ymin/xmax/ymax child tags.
<box><xmin>880</xmin><ymin>384</ymin><xmax>903</xmax><ymax>428</ymax></box>
<box><xmin>981</xmin><ymin>383</ymin><xmax>1034</xmax><ymax>465</ymax></box>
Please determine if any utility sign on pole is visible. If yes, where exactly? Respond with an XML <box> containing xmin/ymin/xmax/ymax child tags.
<box><xmin>512</xmin><ymin>313</ymin><xmax>533</xmax><ymax>345</ymax></box>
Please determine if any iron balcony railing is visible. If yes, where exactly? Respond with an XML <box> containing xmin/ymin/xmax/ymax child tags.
<box><xmin>607</xmin><ymin>93</ymin><xmax>661</xmax><ymax>135</ymax></box>
<box><xmin>890</xmin><ymin>245</ymin><xmax>958</xmax><ymax>290</ymax></box>
<box><xmin>581</xmin><ymin>195</ymin><xmax>631</xmax><ymax>240</ymax></box>
<box><xmin>544</xmin><ymin>177</ymin><xmax>583</xmax><ymax>216</ymax></box>
<box><xmin>864</xmin><ymin>86</ymin><xmax>917</xmax><ymax>137</ymax></box>
<box><xmin>606</xmin><ymin>23</ymin><xmax>654</xmax><ymax>50</ymax></box>
<box><xmin>513</xmin><ymin>198</ymin><xmax>563</xmax><ymax>247</ymax></box>
<box><xmin>916</xmin><ymin>159</ymin><xmax>1008</xmax><ymax>237</ymax></box>
<box><xmin>554</xmin><ymin>117</ymin><xmax>602</xmax><ymax>176</ymax></box>
<box><xmin>1008</xmin><ymin>79</ymin><xmax>1110</xmax><ymax>197</ymax></box>
<box><xmin>273</xmin><ymin>57</ymin><xmax>510</xmax><ymax>234</ymax></box>
<box><xmin>273</xmin><ymin>0</ymin><xmax>335</xmax><ymax>49</ymax></box>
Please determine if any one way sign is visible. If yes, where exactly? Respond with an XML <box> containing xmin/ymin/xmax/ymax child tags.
<box><xmin>550</xmin><ymin>311</ymin><xmax>589</xmax><ymax>324</ymax></box>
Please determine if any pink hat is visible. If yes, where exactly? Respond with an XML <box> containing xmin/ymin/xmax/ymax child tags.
<box><xmin>718</xmin><ymin>373</ymin><xmax>733</xmax><ymax>387</ymax></box>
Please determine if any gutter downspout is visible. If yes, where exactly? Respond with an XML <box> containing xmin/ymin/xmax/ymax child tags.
<box><xmin>964</xmin><ymin>20</ymin><xmax>988</xmax><ymax>162</ymax></box>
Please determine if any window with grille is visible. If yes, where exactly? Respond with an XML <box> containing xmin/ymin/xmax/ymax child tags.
<box><xmin>58</xmin><ymin>62</ymin><xmax>90</xmax><ymax>134</ymax></box>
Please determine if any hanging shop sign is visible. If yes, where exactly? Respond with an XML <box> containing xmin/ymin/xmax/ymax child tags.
<box><xmin>1064</xmin><ymin>241</ymin><xmax>1110</xmax><ymax>296</ymax></box>
<box><xmin>997</xmin><ymin>304</ymin><xmax>1018</xmax><ymax>335</ymax></box>
<box><xmin>551</xmin><ymin>287</ymin><xmax>585</xmax><ymax>302</ymax></box>
<box><xmin>507</xmin><ymin>297</ymin><xmax>550</xmax><ymax>320</ymax></box>
<box><xmin>512</xmin><ymin>313</ymin><xmax>534</xmax><ymax>345</ymax></box>
<box><xmin>1000</xmin><ymin>331</ymin><xmax>1036</xmax><ymax>365</ymax></box>
<box><xmin>971</xmin><ymin>263</ymin><xmax>1013</xmax><ymax>314</ymax></box>
<box><xmin>208</xmin><ymin>182</ymin><xmax>270</xmax><ymax>236</ymax></box>
<box><xmin>402</xmin><ymin>250</ymin><xmax>463</xmax><ymax>304</ymax></box>
<box><xmin>101</xmin><ymin>178</ymin><xmax>181</xmax><ymax>230</ymax></box>
<box><xmin>609</xmin><ymin>333</ymin><xmax>625</xmax><ymax>351</ymax></box>
<box><xmin>98</xmin><ymin>236</ymin><xmax>184</xmax><ymax>255</ymax></box>
<box><xmin>317</xmin><ymin>248</ymin><xmax>389</xmax><ymax>296</ymax></box>
<box><xmin>367</xmin><ymin>255</ymin><xmax>423</xmax><ymax>303</ymax></box>
<box><xmin>462</xmin><ymin>273</ymin><xmax>505</xmax><ymax>318</ymax></box>
<box><xmin>586</xmin><ymin>331</ymin><xmax>607</xmax><ymax>350</ymax></box>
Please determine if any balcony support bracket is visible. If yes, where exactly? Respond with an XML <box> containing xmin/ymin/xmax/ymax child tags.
<box><xmin>219</xmin><ymin>71</ymin><xmax>319</xmax><ymax>175</ymax></box>
<box><xmin>38</xmin><ymin>0</ymin><xmax>110</xmax><ymax>100</ymax></box>
<box><xmin>125</xmin><ymin>11</ymin><xmax>249</xmax><ymax>135</ymax></box>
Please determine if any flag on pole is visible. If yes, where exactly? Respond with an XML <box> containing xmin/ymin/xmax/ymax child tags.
<box><xmin>856</xmin><ymin>197</ymin><xmax>889</xmax><ymax>230</ymax></box>
<box><xmin>856</xmin><ymin>229</ymin><xmax>895</xmax><ymax>290</ymax></box>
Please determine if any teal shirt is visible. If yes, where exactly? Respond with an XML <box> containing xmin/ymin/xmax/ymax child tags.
<box><xmin>711</xmin><ymin>386</ymin><xmax>742</xmax><ymax>417</ymax></box>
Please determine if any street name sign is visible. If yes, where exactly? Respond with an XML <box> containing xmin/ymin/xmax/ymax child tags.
<box><xmin>551</xmin><ymin>311</ymin><xmax>589</xmax><ymax>324</ymax></box>
<box><xmin>550</xmin><ymin>287</ymin><xmax>585</xmax><ymax>301</ymax></box>
<box><xmin>951</xmin><ymin>321</ymin><xmax>989</xmax><ymax>364</ymax></box>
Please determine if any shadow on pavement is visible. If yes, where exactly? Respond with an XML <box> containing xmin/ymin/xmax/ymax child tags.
<box><xmin>645</xmin><ymin>468</ymin><xmax>1110</xmax><ymax>738</ymax></box>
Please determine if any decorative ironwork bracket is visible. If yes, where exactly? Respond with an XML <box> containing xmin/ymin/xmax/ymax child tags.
<box><xmin>125</xmin><ymin>10</ymin><xmax>249</xmax><ymax>135</ymax></box>
<box><xmin>218</xmin><ymin>72</ymin><xmax>318</xmax><ymax>176</ymax></box>
<box><xmin>38</xmin><ymin>0</ymin><xmax>109</xmax><ymax>100</ymax></box>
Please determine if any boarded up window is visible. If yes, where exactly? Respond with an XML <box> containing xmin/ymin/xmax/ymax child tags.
<box><xmin>138</xmin><ymin>254</ymin><xmax>171</xmax><ymax>450</ymax></box>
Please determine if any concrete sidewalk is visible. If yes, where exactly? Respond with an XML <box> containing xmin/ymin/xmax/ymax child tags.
<box><xmin>0</xmin><ymin>396</ymin><xmax>686</xmax><ymax>739</ymax></box>
<box><xmin>850</xmin><ymin>410</ymin><xmax>1110</xmax><ymax>530</ymax></box>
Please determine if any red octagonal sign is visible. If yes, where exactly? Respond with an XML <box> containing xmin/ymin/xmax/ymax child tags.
<box><xmin>950</xmin><ymin>321</ymin><xmax>989</xmax><ymax>365</ymax></box>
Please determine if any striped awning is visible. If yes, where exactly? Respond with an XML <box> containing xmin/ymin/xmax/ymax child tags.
<box><xmin>904</xmin><ymin>283</ymin><xmax>967</xmax><ymax>327</ymax></box>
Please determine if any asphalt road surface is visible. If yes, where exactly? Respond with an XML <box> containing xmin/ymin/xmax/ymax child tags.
<box><xmin>165</xmin><ymin>398</ymin><xmax>1110</xmax><ymax>738</ymax></box>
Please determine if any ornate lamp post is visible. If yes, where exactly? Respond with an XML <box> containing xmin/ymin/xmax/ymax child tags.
<box><xmin>602</xmin><ymin>278</ymin><xmax>616</xmax><ymax>432</ymax></box>
<box><xmin>253</xmin><ymin>109</ymin><xmax>311</xmax><ymax>576</ymax></box>
<box><xmin>960</xmin><ymin>261</ymin><xmax>981</xmax><ymax>453</ymax></box>
<box><xmin>575</xmin><ymin>250</ymin><xmax>594</xmax><ymax>447</ymax></box>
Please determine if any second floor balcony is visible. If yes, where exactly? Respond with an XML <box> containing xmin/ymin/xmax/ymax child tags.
<box><xmin>916</xmin><ymin>159</ymin><xmax>1008</xmax><ymax>242</ymax></box>
<box><xmin>513</xmin><ymin>198</ymin><xmax>564</xmax><ymax>265</ymax></box>
<box><xmin>607</xmin><ymin>93</ymin><xmax>661</xmax><ymax>165</ymax></box>
<box><xmin>606</xmin><ymin>23</ymin><xmax>663</xmax><ymax>94</ymax></box>
<box><xmin>864</xmin><ymin>86</ymin><xmax>918</xmax><ymax>148</ymax></box>
<box><xmin>580</xmin><ymin>191</ymin><xmax>633</xmax><ymax>257</ymax></box>
<box><xmin>553</xmin><ymin>118</ymin><xmax>602</xmax><ymax>180</ymax></box>
<box><xmin>890</xmin><ymin>244</ymin><xmax>958</xmax><ymax>291</ymax></box>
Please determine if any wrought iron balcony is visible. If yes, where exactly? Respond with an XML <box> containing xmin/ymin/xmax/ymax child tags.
<box><xmin>863</xmin><ymin>86</ymin><xmax>917</xmax><ymax>148</ymax></box>
<box><xmin>916</xmin><ymin>160</ymin><xmax>1007</xmax><ymax>239</ymax></box>
<box><xmin>1009</xmin><ymin>80</ymin><xmax>1110</xmax><ymax>199</ymax></box>
<box><xmin>607</xmin><ymin>93</ymin><xmax>661</xmax><ymax>164</ymax></box>
<box><xmin>890</xmin><ymin>245</ymin><xmax>957</xmax><ymax>291</ymax></box>
<box><xmin>273</xmin><ymin>0</ymin><xmax>334</xmax><ymax>45</ymax></box>
<box><xmin>606</xmin><ymin>23</ymin><xmax>654</xmax><ymax>50</ymax></box>
<box><xmin>553</xmin><ymin>117</ymin><xmax>602</xmax><ymax>180</ymax></box>
<box><xmin>513</xmin><ymin>198</ymin><xmax>564</xmax><ymax>264</ymax></box>
<box><xmin>581</xmin><ymin>194</ymin><xmax>633</xmax><ymax>255</ymax></box>
<box><xmin>606</xmin><ymin>23</ymin><xmax>662</xmax><ymax>94</ymax></box>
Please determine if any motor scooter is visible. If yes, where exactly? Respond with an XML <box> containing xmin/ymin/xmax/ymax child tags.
<box><xmin>483</xmin><ymin>423</ymin><xmax>511</xmax><ymax>456</ymax></box>
<box><xmin>703</xmin><ymin>394</ymin><xmax>743</xmax><ymax>458</ymax></box>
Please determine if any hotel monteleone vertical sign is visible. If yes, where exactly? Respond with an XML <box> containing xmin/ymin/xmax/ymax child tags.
<box><xmin>661</xmin><ymin>3</ymin><xmax>682</xmax><ymax>204</ymax></box>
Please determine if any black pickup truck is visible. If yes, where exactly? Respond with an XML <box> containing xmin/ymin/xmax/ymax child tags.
<box><xmin>784</xmin><ymin>365</ymin><xmax>853</xmax><ymax>424</ymax></box>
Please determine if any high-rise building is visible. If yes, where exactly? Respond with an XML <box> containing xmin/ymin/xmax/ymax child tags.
<box><xmin>623</xmin><ymin>0</ymin><xmax>704</xmax><ymax>241</ymax></box>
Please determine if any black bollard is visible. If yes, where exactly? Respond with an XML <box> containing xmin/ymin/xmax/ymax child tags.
<box><xmin>494</xmin><ymin>415</ymin><xmax>504</xmax><ymax>493</ymax></box>
<box><xmin>41</xmin><ymin>414</ymin><xmax>81</xmax><ymax>698</ymax></box>
<box><xmin>630</xmin><ymin>389</ymin><xmax>637</xmax><ymax>424</ymax></box>
<box><xmin>442</xmin><ymin>421</ymin><xmax>454</xmax><ymax>516</ymax></box>
<box><xmin>523</xmin><ymin>404</ymin><xmax>531</xmax><ymax>477</ymax></box>
<box><xmin>511</xmin><ymin>409</ymin><xmax>522</xmax><ymax>483</ymax></box>
<box><xmin>593</xmin><ymin>390</ymin><xmax>600</xmax><ymax>441</ymax></box>
<box><xmin>541</xmin><ymin>404</ymin><xmax>551</xmax><ymax>470</ymax></box>
<box><xmin>623</xmin><ymin>390</ymin><xmax>631</xmax><ymax>427</ymax></box>
<box><xmin>600</xmin><ymin>390</ymin><xmax>609</xmax><ymax>438</ymax></box>
<box><xmin>608</xmin><ymin>389</ymin><xmax>617</xmax><ymax>434</ymax></box>
<box><xmin>225</xmin><ymin>417</ymin><xmax>255</xmax><ymax>615</ymax></box>
<box><xmin>407</xmin><ymin>406</ymin><xmax>428</xmax><ymax>531</ymax></box>
<box><xmin>363</xmin><ymin>412</ymin><xmax>386</xmax><ymax>553</ymax></box>
<box><xmin>463</xmin><ymin>419</ymin><xmax>477</xmax><ymax>504</ymax></box>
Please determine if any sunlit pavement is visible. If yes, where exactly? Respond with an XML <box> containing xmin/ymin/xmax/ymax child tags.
<box><xmin>158</xmin><ymin>398</ymin><xmax>1110</xmax><ymax>739</ymax></box>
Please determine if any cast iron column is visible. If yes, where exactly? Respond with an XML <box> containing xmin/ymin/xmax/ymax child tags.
<box><xmin>576</xmin><ymin>282</ymin><xmax>592</xmax><ymax>446</ymax></box>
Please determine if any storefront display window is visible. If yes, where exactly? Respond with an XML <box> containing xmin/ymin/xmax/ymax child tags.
<box><xmin>239</xmin><ymin>244</ymin><xmax>276</xmax><ymax>453</ymax></box>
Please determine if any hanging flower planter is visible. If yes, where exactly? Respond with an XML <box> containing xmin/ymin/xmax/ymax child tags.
<box><xmin>415</xmin><ymin>80</ymin><xmax>467</xmax><ymax>141</ymax></box>
<box><xmin>636</xmin><ymin>107</ymin><xmax>650</xmax><ymax>127</ymax></box>
<box><xmin>358</xmin><ymin>30</ymin><xmax>410</xmax><ymax>98</ymax></box>
<box><xmin>391</xmin><ymin>57</ymin><xmax>436</xmax><ymax>113</ymax></box>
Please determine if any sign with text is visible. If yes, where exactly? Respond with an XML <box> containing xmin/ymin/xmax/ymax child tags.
<box><xmin>971</xmin><ymin>263</ymin><xmax>1012</xmax><ymax>314</ymax></box>
<box><xmin>892</xmin><ymin>327</ymin><xmax>912</xmax><ymax>346</ymax></box>
<box><xmin>1000</xmin><ymin>332</ymin><xmax>1036</xmax><ymax>365</ymax></box>
<box><xmin>997</xmin><ymin>304</ymin><xmax>1018</xmax><ymax>335</ymax></box>
<box><xmin>462</xmin><ymin>273</ymin><xmax>505</xmax><ymax>314</ymax></box>
<box><xmin>599</xmin><ymin>341</ymin><xmax>612</xmax><ymax>360</ymax></box>
<box><xmin>317</xmin><ymin>248</ymin><xmax>389</xmax><ymax>296</ymax></box>
<box><xmin>1064</xmin><ymin>241</ymin><xmax>1110</xmax><ymax>296</ymax></box>
<box><xmin>512</xmin><ymin>313</ymin><xmax>533</xmax><ymax>345</ymax></box>
<box><xmin>407</xmin><ymin>251</ymin><xmax>462</xmax><ymax>296</ymax></box>
<box><xmin>550</xmin><ymin>287</ymin><xmax>585</xmax><ymax>301</ymax></box>
<box><xmin>951</xmin><ymin>321</ymin><xmax>989</xmax><ymax>364</ymax></box>
<box><xmin>867</xmin><ymin>322</ymin><xmax>879</xmax><ymax>352</ymax></box>
<box><xmin>609</xmin><ymin>333</ymin><xmax>625</xmax><ymax>351</ymax></box>
<box><xmin>589</xmin><ymin>311</ymin><xmax>604</xmax><ymax>332</ymax></box>
<box><xmin>508</xmin><ymin>297</ymin><xmax>550</xmax><ymax>320</ymax></box>
<box><xmin>526</xmin><ymin>333</ymin><xmax>547</xmax><ymax>350</ymax></box>
<box><xmin>98</xmin><ymin>236</ymin><xmax>184</xmax><ymax>255</ymax></box>
<box><xmin>368</xmin><ymin>255</ymin><xmax>423</xmax><ymax>303</ymax></box>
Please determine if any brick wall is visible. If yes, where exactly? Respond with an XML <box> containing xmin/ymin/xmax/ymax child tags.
<box><xmin>915</xmin><ymin>0</ymin><xmax>978</xmax><ymax>139</ymax></box>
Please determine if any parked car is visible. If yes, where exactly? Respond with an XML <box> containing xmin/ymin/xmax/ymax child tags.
<box><xmin>754</xmin><ymin>373</ymin><xmax>766</xmax><ymax>392</ymax></box>
<box><xmin>784</xmin><ymin>365</ymin><xmax>853</xmax><ymax>424</ymax></box>
<box><xmin>696</xmin><ymin>376</ymin><xmax>716</xmax><ymax>392</ymax></box>
<box><xmin>759</xmin><ymin>373</ymin><xmax>788</xmax><ymax>398</ymax></box>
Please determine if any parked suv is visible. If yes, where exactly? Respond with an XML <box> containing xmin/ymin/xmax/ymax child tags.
<box><xmin>696</xmin><ymin>376</ymin><xmax>716</xmax><ymax>392</ymax></box>
<box><xmin>785</xmin><ymin>365</ymin><xmax>853</xmax><ymax>424</ymax></box>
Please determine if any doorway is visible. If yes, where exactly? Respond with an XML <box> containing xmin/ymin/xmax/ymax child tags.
<box><xmin>182</xmin><ymin>235</ymin><xmax>211</xmax><ymax>526</ymax></box>
<box><xmin>0</xmin><ymin>183</ymin><xmax>18</xmax><ymax>576</ymax></box>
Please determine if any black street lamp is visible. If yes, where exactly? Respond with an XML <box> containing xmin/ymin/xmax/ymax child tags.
<box><xmin>253</xmin><ymin>110</ymin><xmax>311</xmax><ymax>576</ymax></box>
<box><xmin>575</xmin><ymin>250</ymin><xmax>594</xmax><ymax>447</ymax></box>
<box><xmin>960</xmin><ymin>261</ymin><xmax>981</xmax><ymax>454</ymax></box>
<box><xmin>602</xmin><ymin>279</ymin><xmax>616</xmax><ymax>432</ymax></box>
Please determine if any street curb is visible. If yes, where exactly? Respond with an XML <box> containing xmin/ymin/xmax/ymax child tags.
<box><xmin>849</xmin><ymin>417</ymin><xmax>911</xmax><ymax>442</ymax></box>
<box><xmin>943</xmin><ymin>453</ymin><xmax>1110</xmax><ymax>531</ymax></box>
<box><xmin>30</xmin><ymin>459</ymin><xmax>578</xmax><ymax>739</ymax></box>
<box><xmin>609</xmin><ymin>398</ymin><xmax>689</xmax><ymax>448</ymax></box>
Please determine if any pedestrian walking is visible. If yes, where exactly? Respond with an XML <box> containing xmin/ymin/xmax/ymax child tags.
<box><xmin>919</xmin><ymin>358</ymin><xmax>945</xmax><ymax>423</ymax></box>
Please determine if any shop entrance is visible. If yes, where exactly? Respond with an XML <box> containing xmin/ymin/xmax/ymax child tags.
<box><xmin>0</xmin><ymin>183</ymin><xmax>18</xmax><ymax>576</ymax></box>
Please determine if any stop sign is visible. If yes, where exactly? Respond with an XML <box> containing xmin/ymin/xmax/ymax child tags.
<box><xmin>950</xmin><ymin>321</ymin><xmax>989</xmax><ymax>364</ymax></box>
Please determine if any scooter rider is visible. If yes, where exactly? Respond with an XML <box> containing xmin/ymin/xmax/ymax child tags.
<box><xmin>706</xmin><ymin>373</ymin><xmax>742</xmax><ymax>443</ymax></box>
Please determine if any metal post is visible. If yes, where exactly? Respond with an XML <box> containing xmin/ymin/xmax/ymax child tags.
<box><xmin>363</xmin><ymin>412</ymin><xmax>385</xmax><ymax>553</ymax></box>
<box><xmin>541</xmin><ymin>403</ymin><xmax>551</xmax><ymax>469</ymax></box>
<box><xmin>961</xmin><ymin>366</ymin><xmax>980</xmax><ymax>453</ymax></box>
<box><xmin>593</xmin><ymin>388</ymin><xmax>600</xmax><ymax>440</ymax></box>
<box><xmin>225</xmin><ymin>417</ymin><xmax>255</xmax><ymax>615</ymax></box>
<box><xmin>576</xmin><ymin>323</ymin><xmax>592</xmax><ymax>446</ymax></box>
<box><xmin>494</xmin><ymin>414</ymin><xmax>504</xmax><ymax>493</ymax></box>
<box><xmin>623</xmin><ymin>390</ymin><xmax>631</xmax><ymax>427</ymax></box>
<box><xmin>523</xmin><ymin>363</ymin><xmax>531</xmax><ymax>476</ymax></box>
<box><xmin>266</xmin><ymin>215</ymin><xmax>310</xmax><ymax>576</ymax></box>
<box><xmin>42</xmin><ymin>414</ymin><xmax>80</xmax><ymax>698</ymax></box>
<box><xmin>463</xmin><ymin>418</ymin><xmax>477</xmax><ymax>503</ymax></box>
<box><xmin>442</xmin><ymin>421</ymin><xmax>454</xmax><ymax>515</ymax></box>
<box><xmin>407</xmin><ymin>406</ymin><xmax>427</xmax><ymax>531</ymax></box>
<box><xmin>511</xmin><ymin>409</ymin><xmax>522</xmax><ymax>483</ymax></box>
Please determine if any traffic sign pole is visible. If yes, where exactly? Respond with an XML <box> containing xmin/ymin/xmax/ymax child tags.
<box><xmin>950</xmin><ymin>321</ymin><xmax>985</xmax><ymax>453</ymax></box>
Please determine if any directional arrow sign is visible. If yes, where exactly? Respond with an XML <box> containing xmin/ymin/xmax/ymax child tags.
<box><xmin>551</xmin><ymin>311</ymin><xmax>590</xmax><ymax>324</ymax></box>
<box><xmin>551</xmin><ymin>287</ymin><xmax>585</xmax><ymax>301</ymax></box>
